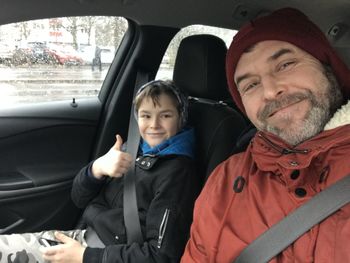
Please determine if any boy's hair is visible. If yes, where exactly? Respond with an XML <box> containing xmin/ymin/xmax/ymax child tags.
<box><xmin>134</xmin><ymin>80</ymin><xmax>188</xmax><ymax>128</ymax></box>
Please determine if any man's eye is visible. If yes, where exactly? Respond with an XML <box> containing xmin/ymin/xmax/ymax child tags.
<box><xmin>279</xmin><ymin>61</ymin><xmax>295</xmax><ymax>71</ymax></box>
<box><xmin>242</xmin><ymin>81</ymin><xmax>259</xmax><ymax>93</ymax></box>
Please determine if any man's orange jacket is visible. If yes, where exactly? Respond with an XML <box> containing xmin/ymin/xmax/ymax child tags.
<box><xmin>182</xmin><ymin>124</ymin><xmax>350</xmax><ymax>263</ymax></box>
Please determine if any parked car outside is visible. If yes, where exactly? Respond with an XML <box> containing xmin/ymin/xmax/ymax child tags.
<box><xmin>0</xmin><ymin>43</ymin><xmax>15</xmax><ymax>64</ymax></box>
<box><xmin>26</xmin><ymin>42</ymin><xmax>54</xmax><ymax>63</ymax></box>
<box><xmin>12</xmin><ymin>42</ymin><xmax>57</xmax><ymax>65</ymax></box>
<box><xmin>46</xmin><ymin>44</ymin><xmax>83</xmax><ymax>65</ymax></box>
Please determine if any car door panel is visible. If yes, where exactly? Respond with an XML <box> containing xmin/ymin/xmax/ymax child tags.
<box><xmin>0</xmin><ymin>181</ymin><xmax>76</xmax><ymax>233</ymax></box>
<box><xmin>0</xmin><ymin>98</ymin><xmax>101</xmax><ymax>233</ymax></box>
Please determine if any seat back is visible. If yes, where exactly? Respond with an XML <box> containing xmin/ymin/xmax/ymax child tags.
<box><xmin>173</xmin><ymin>34</ymin><xmax>248</xmax><ymax>184</ymax></box>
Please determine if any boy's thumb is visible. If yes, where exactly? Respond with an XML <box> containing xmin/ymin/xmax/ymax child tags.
<box><xmin>113</xmin><ymin>134</ymin><xmax>123</xmax><ymax>150</ymax></box>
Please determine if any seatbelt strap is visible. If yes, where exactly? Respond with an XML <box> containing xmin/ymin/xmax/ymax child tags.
<box><xmin>234</xmin><ymin>175</ymin><xmax>350</xmax><ymax>263</ymax></box>
<box><xmin>123</xmin><ymin>71</ymin><xmax>149</xmax><ymax>245</ymax></box>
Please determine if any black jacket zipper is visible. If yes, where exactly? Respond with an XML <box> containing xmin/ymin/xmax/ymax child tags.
<box><xmin>157</xmin><ymin>208</ymin><xmax>170</xmax><ymax>248</ymax></box>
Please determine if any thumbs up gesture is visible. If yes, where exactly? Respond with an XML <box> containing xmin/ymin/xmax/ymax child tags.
<box><xmin>92</xmin><ymin>135</ymin><xmax>133</xmax><ymax>179</ymax></box>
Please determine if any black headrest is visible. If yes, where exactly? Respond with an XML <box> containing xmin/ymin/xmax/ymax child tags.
<box><xmin>173</xmin><ymin>34</ymin><xmax>231</xmax><ymax>101</ymax></box>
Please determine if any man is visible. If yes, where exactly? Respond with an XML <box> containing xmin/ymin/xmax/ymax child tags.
<box><xmin>181</xmin><ymin>8</ymin><xmax>350</xmax><ymax>263</ymax></box>
<box><xmin>92</xmin><ymin>46</ymin><xmax>102</xmax><ymax>71</ymax></box>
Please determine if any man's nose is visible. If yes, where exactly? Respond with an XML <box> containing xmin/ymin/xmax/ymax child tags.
<box><xmin>261</xmin><ymin>74</ymin><xmax>286</xmax><ymax>100</ymax></box>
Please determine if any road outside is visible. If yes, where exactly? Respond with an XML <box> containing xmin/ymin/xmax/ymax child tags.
<box><xmin>0</xmin><ymin>64</ymin><xmax>174</xmax><ymax>107</ymax></box>
<box><xmin>0</xmin><ymin>64</ymin><xmax>107</xmax><ymax>106</ymax></box>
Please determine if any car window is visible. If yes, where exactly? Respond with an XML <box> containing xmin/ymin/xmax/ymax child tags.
<box><xmin>0</xmin><ymin>16</ymin><xmax>127</xmax><ymax>107</ymax></box>
<box><xmin>156</xmin><ymin>25</ymin><xmax>236</xmax><ymax>80</ymax></box>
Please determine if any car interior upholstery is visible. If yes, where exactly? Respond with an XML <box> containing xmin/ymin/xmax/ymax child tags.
<box><xmin>173</xmin><ymin>34</ymin><xmax>248</xmax><ymax>183</ymax></box>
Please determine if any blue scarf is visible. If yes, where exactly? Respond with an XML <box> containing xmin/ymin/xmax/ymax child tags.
<box><xmin>141</xmin><ymin>127</ymin><xmax>195</xmax><ymax>159</ymax></box>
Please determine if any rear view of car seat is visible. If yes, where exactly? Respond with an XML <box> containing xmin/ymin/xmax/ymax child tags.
<box><xmin>173</xmin><ymin>34</ymin><xmax>248</xmax><ymax>185</ymax></box>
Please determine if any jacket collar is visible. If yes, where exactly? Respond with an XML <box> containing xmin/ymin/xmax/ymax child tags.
<box><xmin>324</xmin><ymin>100</ymin><xmax>350</xmax><ymax>130</ymax></box>
<box><xmin>250</xmin><ymin>125</ymin><xmax>350</xmax><ymax>176</ymax></box>
<box><xmin>250</xmin><ymin>101</ymin><xmax>350</xmax><ymax>172</ymax></box>
<box><xmin>252</xmin><ymin>100</ymin><xmax>350</xmax><ymax>154</ymax></box>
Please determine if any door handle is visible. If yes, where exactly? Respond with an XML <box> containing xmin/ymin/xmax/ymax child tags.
<box><xmin>0</xmin><ymin>172</ymin><xmax>33</xmax><ymax>190</ymax></box>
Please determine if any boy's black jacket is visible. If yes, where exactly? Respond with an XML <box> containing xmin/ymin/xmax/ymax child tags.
<box><xmin>71</xmin><ymin>154</ymin><xmax>198</xmax><ymax>263</ymax></box>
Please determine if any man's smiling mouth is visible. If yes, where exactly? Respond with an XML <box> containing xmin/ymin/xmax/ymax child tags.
<box><xmin>268</xmin><ymin>99</ymin><xmax>306</xmax><ymax>118</ymax></box>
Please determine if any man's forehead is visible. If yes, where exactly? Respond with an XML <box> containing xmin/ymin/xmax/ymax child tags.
<box><xmin>234</xmin><ymin>41</ymin><xmax>301</xmax><ymax>75</ymax></box>
<box><xmin>243</xmin><ymin>40</ymin><xmax>299</xmax><ymax>60</ymax></box>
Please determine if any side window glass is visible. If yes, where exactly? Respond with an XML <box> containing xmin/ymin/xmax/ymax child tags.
<box><xmin>0</xmin><ymin>16</ymin><xmax>127</xmax><ymax>107</ymax></box>
<box><xmin>156</xmin><ymin>25</ymin><xmax>236</xmax><ymax>80</ymax></box>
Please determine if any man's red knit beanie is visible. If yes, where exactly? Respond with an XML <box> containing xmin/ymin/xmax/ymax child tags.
<box><xmin>226</xmin><ymin>7</ymin><xmax>350</xmax><ymax>114</ymax></box>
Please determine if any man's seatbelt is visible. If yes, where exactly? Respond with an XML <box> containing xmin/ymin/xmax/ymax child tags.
<box><xmin>123</xmin><ymin>71</ymin><xmax>149</xmax><ymax>245</ymax></box>
<box><xmin>234</xmin><ymin>175</ymin><xmax>350</xmax><ymax>263</ymax></box>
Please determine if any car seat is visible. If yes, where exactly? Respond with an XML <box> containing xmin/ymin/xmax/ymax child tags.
<box><xmin>173</xmin><ymin>34</ymin><xmax>248</xmax><ymax>185</ymax></box>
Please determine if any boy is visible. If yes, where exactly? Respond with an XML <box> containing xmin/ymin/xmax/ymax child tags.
<box><xmin>0</xmin><ymin>80</ymin><xmax>198</xmax><ymax>263</ymax></box>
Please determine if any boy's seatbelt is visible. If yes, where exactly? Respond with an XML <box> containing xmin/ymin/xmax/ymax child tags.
<box><xmin>123</xmin><ymin>71</ymin><xmax>149</xmax><ymax>245</ymax></box>
<box><xmin>234</xmin><ymin>175</ymin><xmax>350</xmax><ymax>263</ymax></box>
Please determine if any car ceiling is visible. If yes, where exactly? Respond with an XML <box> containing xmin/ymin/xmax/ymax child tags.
<box><xmin>2</xmin><ymin>0</ymin><xmax>350</xmax><ymax>64</ymax></box>
<box><xmin>0</xmin><ymin>0</ymin><xmax>349</xmax><ymax>29</ymax></box>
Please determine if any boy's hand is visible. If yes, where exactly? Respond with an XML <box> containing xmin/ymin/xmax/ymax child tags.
<box><xmin>40</xmin><ymin>232</ymin><xmax>85</xmax><ymax>263</ymax></box>
<box><xmin>92</xmin><ymin>134</ymin><xmax>133</xmax><ymax>179</ymax></box>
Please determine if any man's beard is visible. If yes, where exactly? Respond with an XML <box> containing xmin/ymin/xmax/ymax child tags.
<box><xmin>257</xmin><ymin>66</ymin><xmax>344</xmax><ymax>146</ymax></box>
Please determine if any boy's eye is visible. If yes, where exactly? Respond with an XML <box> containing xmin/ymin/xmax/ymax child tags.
<box><xmin>139</xmin><ymin>114</ymin><xmax>150</xmax><ymax>119</ymax></box>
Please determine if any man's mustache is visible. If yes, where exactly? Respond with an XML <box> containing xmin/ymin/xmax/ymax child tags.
<box><xmin>258</xmin><ymin>93</ymin><xmax>310</xmax><ymax>121</ymax></box>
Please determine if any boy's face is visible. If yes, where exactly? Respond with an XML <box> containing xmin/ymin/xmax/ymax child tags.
<box><xmin>137</xmin><ymin>93</ymin><xmax>181</xmax><ymax>148</ymax></box>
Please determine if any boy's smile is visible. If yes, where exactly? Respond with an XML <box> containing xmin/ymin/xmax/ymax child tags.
<box><xmin>137</xmin><ymin>94</ymin><xmax>180</xmax><ymax>148</ymax></box>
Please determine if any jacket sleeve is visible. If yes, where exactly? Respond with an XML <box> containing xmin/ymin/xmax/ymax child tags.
<box><xmin>71</xmin><ymin>162</ymin><xmax>107</xmax><ymax>209</ymax></box>
<box><xmin>180</xmin><ymin>161</ymin><xmax>226</xmax><ymax>263</ymax></box>
<box><xmin>83</xmin><ymin>157</ymin><xmax>199</xmax><ymax>263</ymax></box>
<box><xmin>179</xmin><ymin>194</ymin><xmax>209</xmax><ymax>263</ymax></box>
